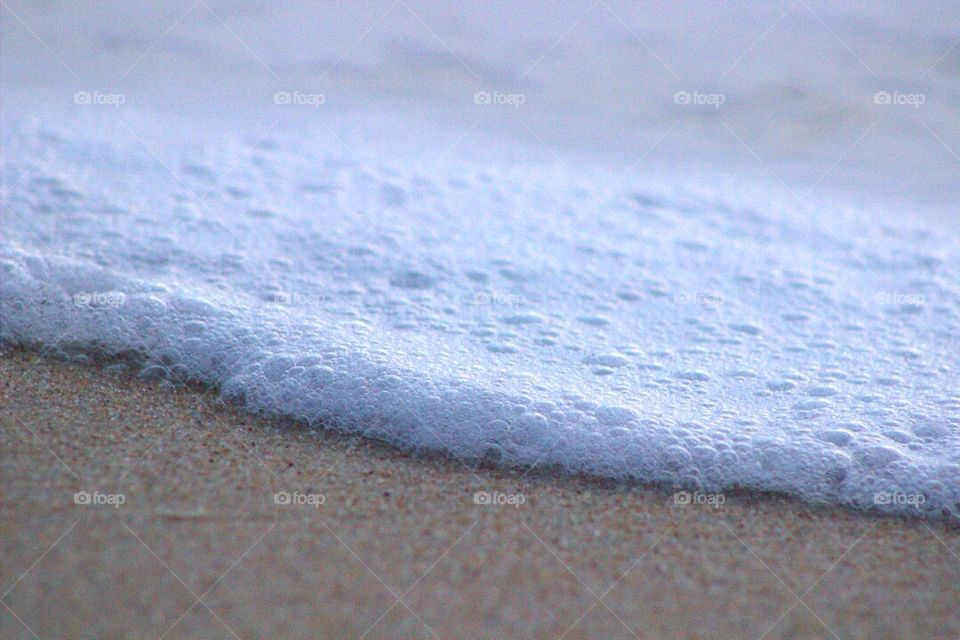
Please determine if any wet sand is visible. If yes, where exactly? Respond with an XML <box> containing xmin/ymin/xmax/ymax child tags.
<box><xmin>1</xmin><ymin>349</ymin><xmax>958</xmax><ymax>639</ymax></box>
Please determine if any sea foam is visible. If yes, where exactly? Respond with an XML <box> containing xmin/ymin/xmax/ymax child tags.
<box><xmin>2</xmin><ymin>109</ymin><xmax>958</xmax><ymax>519</ymax></box>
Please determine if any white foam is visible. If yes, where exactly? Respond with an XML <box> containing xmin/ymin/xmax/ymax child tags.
<box><xmin>2</xmin><ymin>105</ymin><xmax>958</xmax><ymax>519</ymax></box>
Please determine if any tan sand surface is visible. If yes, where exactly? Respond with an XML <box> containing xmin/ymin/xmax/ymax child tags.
<box><xmin>1</xmin><ymin>349</ymin><xmax>958</xmax><ymax>639</ymax></box>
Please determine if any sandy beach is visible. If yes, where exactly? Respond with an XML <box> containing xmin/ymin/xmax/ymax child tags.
<box><xmin>1</xmin><ymin>348</ymin><xmax>957</xmax><ymax>639</ymax></box>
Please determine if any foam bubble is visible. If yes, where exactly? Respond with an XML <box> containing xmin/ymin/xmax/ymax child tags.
<box><xmin>2</xmin><ymin>109</ymin><xmax>959</xmax><ymax>520</ymax></box>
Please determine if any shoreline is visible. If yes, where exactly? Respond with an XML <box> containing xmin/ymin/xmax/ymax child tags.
<box><xmin>4</xmin><ymin>346</ymin><xmax>949</xmax><ymax>523</ymax></box>
<box><xmin>2</xmin><ymin>349</ymin><xmax>958</xmax><ymax>638</ymax></box>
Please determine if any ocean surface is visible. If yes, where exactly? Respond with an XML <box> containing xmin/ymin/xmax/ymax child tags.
<box><xmin>2</xmin><ymin>1</ymin><xmax>958</xmax><ymax>518</ymax></box>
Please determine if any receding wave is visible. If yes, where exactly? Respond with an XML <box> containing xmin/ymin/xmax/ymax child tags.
<box><xmin>2</xmin><ymin>113</ymin><xmax>958</xmax><ymax>519</ymax></box>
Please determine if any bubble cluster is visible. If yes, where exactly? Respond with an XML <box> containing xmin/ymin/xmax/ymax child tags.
<box><xmin>1</xmin><ymin>109</ymin><xmax>958</xmax><ymax>520</ymax></box>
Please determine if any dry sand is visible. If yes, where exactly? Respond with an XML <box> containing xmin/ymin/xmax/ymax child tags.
<box><xmin>1</xmin><ymin>348</ymin><xmax>958</xmax><ymax>639</ymax></box>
